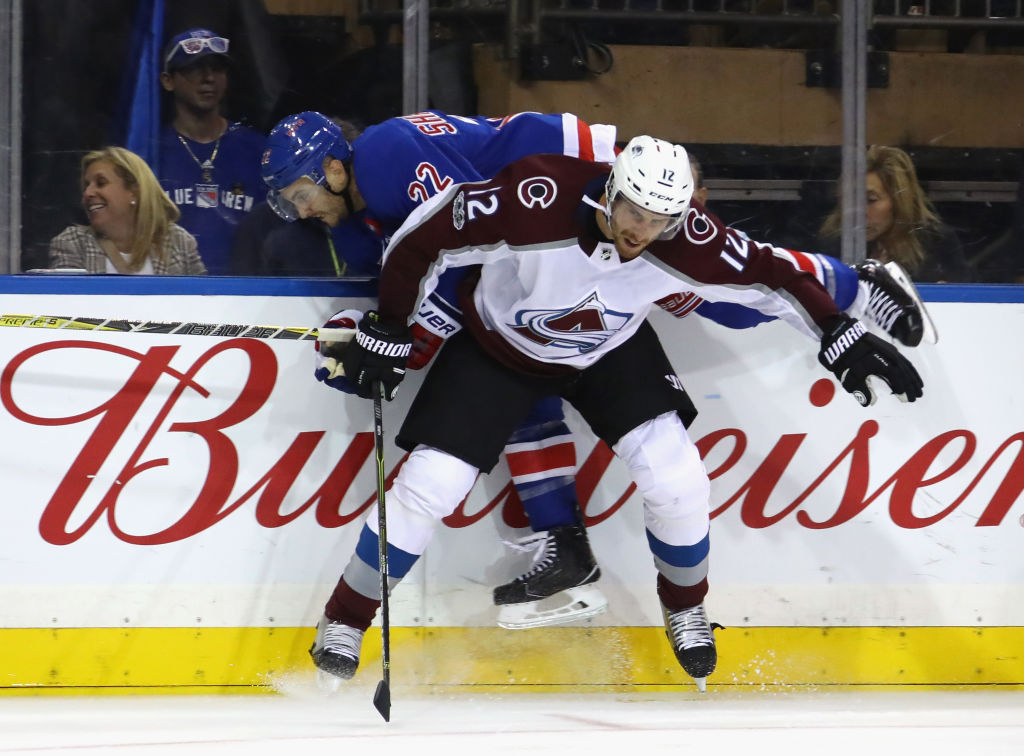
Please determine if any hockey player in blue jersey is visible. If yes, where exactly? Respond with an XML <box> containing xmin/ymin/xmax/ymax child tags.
<box><xmin>258</xmin><ymin>112</ymin><xmax>931</xmax><ymax>676</ymax></box>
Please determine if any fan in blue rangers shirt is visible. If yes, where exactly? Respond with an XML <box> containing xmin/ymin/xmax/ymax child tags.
<box><xmin>259</xmin><ymin>111</ymin><xmax>930</xmax><ymax>647</ymax></box>
<box><xmin>157</xmin><ymin>28</ymin><xmax>265</xmax><ymax>275</ymax></box>
<box><xmin>314</xmin><ymin>136</ymin><xmax>924</xmax><ymax>691</ymax></box>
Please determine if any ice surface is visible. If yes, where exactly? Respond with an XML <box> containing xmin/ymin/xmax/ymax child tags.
<box><xmin>1</xmin><ymin>678</ymin><xmax>1022</xmax><ymax>756</ymax></box>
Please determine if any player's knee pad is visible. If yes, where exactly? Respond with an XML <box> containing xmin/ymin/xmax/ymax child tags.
<box><xmin>390</xmin><ymin>445</ymin><xmax>479</xmax><ymax>521</ymax></box>
<box><xmin>613</xmin><ymin>412</ymin><xmax>710</xmax><ymax>537</ymax></box>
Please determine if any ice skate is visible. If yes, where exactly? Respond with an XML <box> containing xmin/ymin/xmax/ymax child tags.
<box><xmin>855</xmin><ymin>259</ymin><xmax>938</xmax><ymax>346</ymax></box>
<box><xmin>497</xmin><ymin>582</ymin><xmax>608</xmax><ymax>629</ymax></box>
<box><xmin>662</xmin><ymin>602</ymin><xmax>720</xmax><ymax>692</ymax></box>
<box><xmin>494</xmin><ymin>525</ymin><xmax>607</xmax><ymax>629</ymax></box>
<box><xmin>309</xmin><ymin>614</ymin><xmax>364</xmax><ymax>690</ymax></box>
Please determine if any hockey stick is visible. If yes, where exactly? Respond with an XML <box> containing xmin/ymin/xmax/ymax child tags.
<box><xmin>371</xmin><ymin>380</ymin><xmax>392</xmax><ymax>723</ymax></box>
<box><xmin>0</xmin><ymin>313</ymin><xmax>324</xmax><ymax>340</ymax></box>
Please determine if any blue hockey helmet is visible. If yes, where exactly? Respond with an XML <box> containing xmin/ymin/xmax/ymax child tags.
<box><xmin>261</xmin><ymin>111</ymin><xmax>353</xmax><ymax>221</ymax></box>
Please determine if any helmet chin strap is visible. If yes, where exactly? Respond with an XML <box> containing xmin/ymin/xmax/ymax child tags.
<box><xmin>325</xmin><ymin>181</ymin><xmax>355</xmax><ymax>218</ymax></box>
<box><xmin>582</xmin><ymin>193</ymin><xmax>611</xmax><ymax>230</ymax></box>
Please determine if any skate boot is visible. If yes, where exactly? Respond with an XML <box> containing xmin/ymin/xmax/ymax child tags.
<box><xmin>662</xmin><ymin>602</ymin><xmax>720</xmax><ymax>692</ymax></box>
<box><xmin>494</xmin><ymin>524</ymin><xmax>608</xmax><ymax>629</ymax></box>
<box><xmin>855</xmin><ymin>259</ymin><xmax>937</xmax><ymax>347</ymax></box>
<box><xmin>309</xmin><ymin>614</ymin><xmax>364</xmax><ymax>691</ymax></box>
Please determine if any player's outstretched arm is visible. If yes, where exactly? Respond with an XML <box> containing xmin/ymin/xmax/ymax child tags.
<box><xmin>817</xmin><ymin>314</ymin><xmax>924</xmax><ymax>407</ymax></box>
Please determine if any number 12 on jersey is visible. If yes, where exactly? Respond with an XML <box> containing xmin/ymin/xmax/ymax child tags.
<box><xmin>719</xmin><ymin>232</ymin><xmax>749</xmax><ymax>272</ymax></box>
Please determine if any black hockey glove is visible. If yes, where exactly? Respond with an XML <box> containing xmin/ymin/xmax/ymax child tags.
<box><xmin>818</xmin><ymin>314</ymin><xmax>924</xmax><ymax>407</ymax></box>
<box><xmin>340</xmin><ymin>311</ymin><xmax>413</xmax><ymax>401</ymax></box>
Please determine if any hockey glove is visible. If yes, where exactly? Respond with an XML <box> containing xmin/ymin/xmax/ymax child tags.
<box><xmin>340</xmin><ymin>310</ymin><xmax>413</xmax><ymax>401</ymax></box>
<box><xmin>313</xmin><ymin>309</ymin><xmax>362</xmax><ymax>394</ymax></box>
<box><xmin>818</xmin><ymin>314</ymin><xmax>924</xmax><ymax>407</ymax></box>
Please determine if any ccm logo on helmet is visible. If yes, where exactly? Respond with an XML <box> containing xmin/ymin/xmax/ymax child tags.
<box><xmin>517</xmin><ymin>176</ymin><xmax>558</xmax><ymax>209</ymax></box>
<box><xmin>355</xmin><ymin>330</ymin><xmax>413</xmax><ymax>358</ymax></box>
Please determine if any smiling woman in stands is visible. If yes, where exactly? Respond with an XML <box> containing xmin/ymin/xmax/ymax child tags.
<box><xmin>820</xmin><ymin>145</ymin><xmax>971</xmax><ymax>283</ymax></box>
<box><xmin>48</xmin><ymin>147</ymin><xmax>207</xmax><ymax>275</ymax></box>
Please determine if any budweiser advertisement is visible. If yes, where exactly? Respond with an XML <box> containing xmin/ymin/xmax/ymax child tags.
<box><xmin>0</xmin><ymin>285</ymin><xmax>1020</xmax><ymax>630</ymax></box>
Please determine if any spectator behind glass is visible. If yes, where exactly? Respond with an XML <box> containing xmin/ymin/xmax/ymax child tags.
<box><xmin>820</xmin><ymin>145</ymin><xmax>970</xmax><ymax>283</ymax></box>
<box><xmin>48</xmin><ymin>146</ymin><xmax>206</xmax><ymax>275</ymax></box>
<box><xmin>158</xmin><ymin>28</ymin><xmax>264</xmax><ymax>275</ymax></box>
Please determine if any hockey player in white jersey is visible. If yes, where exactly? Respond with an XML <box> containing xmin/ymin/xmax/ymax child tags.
<box><xmin>311</xmin><ymin>136</ymin><xmax>924</xmax><ymax>690</ymax></box>
<box><xmin>284</xmin><ymin>112</ymin><xmax>934</xmax><ymax>638</ymax></box>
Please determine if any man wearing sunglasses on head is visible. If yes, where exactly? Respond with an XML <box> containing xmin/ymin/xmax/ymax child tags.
<box><xmin>157</xmin><ymin>28</ymin><xmax>265</xmax><ymax>275</ymax></box>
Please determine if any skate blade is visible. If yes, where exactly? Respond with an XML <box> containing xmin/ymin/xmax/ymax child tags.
<box><xmin>693</xmin><ymin>677</ymin><xmax>707</xmax><ymax>693</ymax></box>
<box><xmin>315</xmin><ymin>669</ymin><xmax>344</xmax><ymax>694</ymax></box>
<box><xmin>883</xmin><ymin>261</ymin><xmax>939</xmax><ymax>345</ymax></box>
<box><xmin>497</xmin><ymin>584</ymin><xmax>609</xmax><ymax>629</ymax></box>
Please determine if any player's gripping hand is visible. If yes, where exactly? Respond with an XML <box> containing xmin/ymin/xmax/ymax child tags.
<box><xmin>313</xmin><ymin>309</ymin><xmax>362</xmax><ymax>394</ymax></box>
<box><xmin>340</xmin><ymin>311</ymin><xmax>413</xmax><ymax>400</ymax></box>
<box><xmin>818</xmin><ymin>314</ymin><xmax>924</xmax><ymax>407</ymax></box>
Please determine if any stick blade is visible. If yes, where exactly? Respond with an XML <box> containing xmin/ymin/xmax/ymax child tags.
<box><xmin>373</xmin><ymin>679</ymin><xmax>391</xmax><ymax>722</ymax></box>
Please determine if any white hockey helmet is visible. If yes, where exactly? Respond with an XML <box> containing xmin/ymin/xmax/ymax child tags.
<box><xmin>605</xmin><ymin>135</ymin><xmax>693</xmax><ymax>239</ymax></box>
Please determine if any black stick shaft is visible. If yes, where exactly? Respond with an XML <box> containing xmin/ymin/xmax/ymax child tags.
<box><xmin>372</xmin><ymin>381</ymin><xmax>392</xmax><ymax>722</ymax></box>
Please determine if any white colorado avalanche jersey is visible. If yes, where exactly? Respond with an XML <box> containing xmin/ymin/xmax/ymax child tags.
<box><xmin>377</xmin><ymin>154</ymin><xmax>840</xmax><ymax>377</ymax></box>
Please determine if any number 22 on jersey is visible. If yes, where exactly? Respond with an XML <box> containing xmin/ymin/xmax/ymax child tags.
<box><xmin>407</xmin><ymin>162</ymin><xmax>454</xmax><ymax>203</ymax></box>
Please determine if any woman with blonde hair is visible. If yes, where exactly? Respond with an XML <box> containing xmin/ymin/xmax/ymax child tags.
<box><xmin>49</xmin><ymin>146</ymin><xmax>206</xmax><ymax>274</ymax></box>
<box><xmin>820</xmin><ymin>145</ymin><xmax>969</xmax><ymax>282</ymax></box>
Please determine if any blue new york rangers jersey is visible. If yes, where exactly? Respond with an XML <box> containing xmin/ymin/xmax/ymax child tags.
<box><xmin>159</xmin><ymin>122</ymin><xmax>265</xmax><ymax>274</ymax></box>
<box><xmin>352</xmin><ymin>111</ymin><xmax>618</xmax><ymax>236</ymax></box>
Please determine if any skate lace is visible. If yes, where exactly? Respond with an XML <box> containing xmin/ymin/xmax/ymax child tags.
<box><xmin>866</xmin><ymin>284</ymin><xmax>903</xmax><ymax>333</ymax></box>
<box><xmin>501</xmin><ymin>531</ymin><xmax>549</xmax><ymax>554</ymax></box>
<box><xmin>507</xmin><ymin>531</ymin><xmax>557</xmax><ymax>580</ymax></box>
<box><xmin>322</xmin><ymin>623</ymin><xmax>363</xmax><ymax>658</ymax></box>
<box><xmin>667</xmin><ymin>605</ymin><xmax>714</xmax><ymax>650</ymax></box>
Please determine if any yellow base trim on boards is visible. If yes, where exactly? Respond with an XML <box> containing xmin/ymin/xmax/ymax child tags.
<box><xmin>2</xmin><ymin>626</ymin><xmax>1022</xmax><ymax>691</ymax></box>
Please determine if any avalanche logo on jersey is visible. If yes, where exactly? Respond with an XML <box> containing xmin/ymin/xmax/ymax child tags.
<box><xmin>509</xmin><ymin>292</ymin><xmax>632</xmax><ymax>353</ymax></box>
<box><xmin>517</xmin><ymin>176</ymin><xmax>557</xmax><ymax>209</ymax></box>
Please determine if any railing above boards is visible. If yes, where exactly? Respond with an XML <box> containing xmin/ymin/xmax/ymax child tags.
<box><xmin>705</xmin><ymin>179</ymin><xmax>1019</xmax><ymax>202</ymax></box>
<box><xmin>359</xmin><ymin>0</ymin><xmax>1024</xmax><ymax>31</ymax></box>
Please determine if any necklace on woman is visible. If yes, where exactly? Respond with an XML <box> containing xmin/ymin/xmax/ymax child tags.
<box><xmin>177</xmin><ymin>133</ymin><xmax>221</xmax><ymax>182</ymax></box>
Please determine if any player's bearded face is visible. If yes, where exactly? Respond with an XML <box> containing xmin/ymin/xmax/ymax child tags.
<box><xmin>280</xmin><ymin>179</ymin><xmax>347</xmax><ymax>227</ymax></box>
<box><xmin>608</xmin><ymin>197</ymin><xmax>672</xmax><ymax>260</ymax></box>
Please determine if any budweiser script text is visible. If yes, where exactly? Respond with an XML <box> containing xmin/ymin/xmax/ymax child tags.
<box><xmin>2</xmin><ymin>340</ymin><xmax>1022</xmax><ymax>545</ymax></box>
